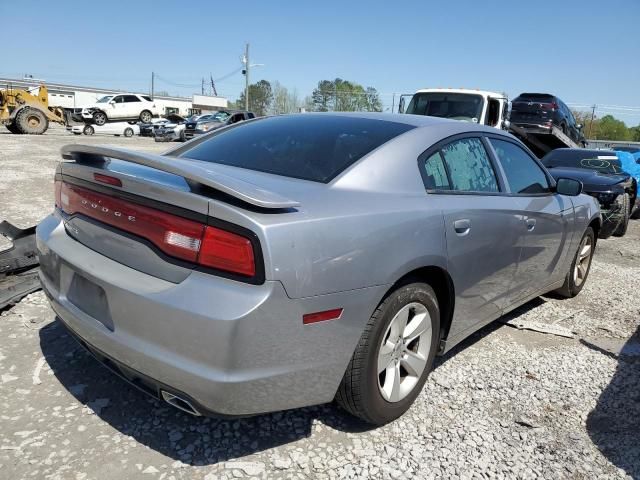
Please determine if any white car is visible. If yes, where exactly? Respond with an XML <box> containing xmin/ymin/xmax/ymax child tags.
<box><xmin>80</xmin><ymin>94</ymin><xmax>160</xmax><ymax>125</ymax></box>
<box><xmin>71</xmin><ymin>122</ymin><xmax>140</xmax><ymax>137</ymax></box>
<box><xmin>153</xmin><ymin>119</ymin><xmax>187</xmax><ymax>142</ymax></box>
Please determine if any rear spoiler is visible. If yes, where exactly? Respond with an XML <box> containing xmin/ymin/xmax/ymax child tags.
<box><xmin>60</xmin><ymin>144</ymin><xmax>300</xmax><ymax>209</ymax></box>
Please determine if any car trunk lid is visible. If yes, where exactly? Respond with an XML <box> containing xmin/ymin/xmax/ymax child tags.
<box><xmin>56</xmin><ymin>145</ymin><xmax>300</xmax><ymax>283</ymax></box>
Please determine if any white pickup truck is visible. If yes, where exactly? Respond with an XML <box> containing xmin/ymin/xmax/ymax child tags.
<box><xmin>399</xmin><ymin>88</ymin><xmax>581</xmax><ymax>157</ymax></box>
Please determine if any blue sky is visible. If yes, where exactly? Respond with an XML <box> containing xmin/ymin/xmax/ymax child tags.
<box><xmin>2</xmin><ymin>0</ymin><xmax>639</xmax><ymax>124</ymax></box>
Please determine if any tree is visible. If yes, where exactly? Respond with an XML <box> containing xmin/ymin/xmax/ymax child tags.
<box><xmin>236</xmin><ymin>80</ymin><xmax>273</xmax><ymax>116</ymax></box>
<box><xmin>596</xmin><ymin>115</ymin><xmax>630</xmax><ymax>141</ymax></box>
<box><xmin>270</xmin><ymin>81</ymin><xmax>301</xmax><ymax>115</ymax></box>
<box><xmin>311</xmin><ymin>78</ymin><xmax>383</xmax><ymax>112</ymax></box>
<box><xmin>311</xmin><ymin>80</ymin><xmax>335</xmax><ymax>112</ymax></box>
<box><xmin>628</xmin><ymin>125</ymin><xmax>640</xmax><ymax>142</ymax></box>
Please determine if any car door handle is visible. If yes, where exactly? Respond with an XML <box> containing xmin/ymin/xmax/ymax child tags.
<box><xmin>453</xmin><ymin>219</ymin><xmax>471</xmax><ymax>235</ymax></box>
<box><xmin>526</xmin><ymin>218</ymin><xmax>536</xmax><ymax>231</ymax></box>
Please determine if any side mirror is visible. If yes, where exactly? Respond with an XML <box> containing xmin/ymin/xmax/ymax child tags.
<box><xmin>576</xmin><ymin>123</ymin><xmax>583</xmax><ymax>130</ymax></box>
<box><xmin>555</xmin><ymin>177</ymin><xmax>583</xmax><ymax>196</ymax></box>
<box><xmin>109</xmin><ymin>100</ymin><xmax>115</xmax><ymax>105</ymax></box>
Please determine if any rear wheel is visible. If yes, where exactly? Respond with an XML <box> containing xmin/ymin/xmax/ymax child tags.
<box><xmin>15</xmin><ymin>107</ymin><xmax>48</xmax><ymax>134</ymax></box>
<box><xmin>555</xmin><ymin>227</ymin><xmax>595</xmax><ymax>298</ymax></box>
<box><xmin>336</xmin><ymin>282</ymin><xmax>440</xmax><ymax>425</ymax></box>
<box><xmin>83</xmin><ymin>125</ymin><xmax>95</xmax><ymax>135</ymax></box>
<box><xmin>560</xmin><ymin>123</ymin><xmax>568</xmax><ymax>135</ymax></box>
<box><xmin>613</xmin><ymin>193</ymin><xmax>630</xmax><ymax>237</ymax></box>
<box><xmin>139</xmin><ymin>110</ymin><xmax>152</xmax><ymax>123</ymax></box>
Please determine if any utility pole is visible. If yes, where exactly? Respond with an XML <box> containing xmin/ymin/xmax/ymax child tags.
<box><xmin>151</xmin><ymin>71</ymin><xmax>154</xmax><ymax>100</ymax></box>
<box><xmin>210</xmin><ymin>74</ymin><xmax>217</xmax><ymax>96</ymax></box>
<box><xmin>588</xmin><ymin>104</ymin><xmax>597</xmax><ymax>139</ymax></box>
<box><xmin>201</xmin><ymin>78</ymin><xmax>205</xmax><ymax>96</ymax></box>
<box><xmin>243</xmin><ymin>43</ymin><xmax>250</xmax><ymax>111</ymax></box>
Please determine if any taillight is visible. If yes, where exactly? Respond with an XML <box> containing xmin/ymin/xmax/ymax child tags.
<box><xmin>541</xmin><ymin>102</ymin><xmax>557</xmax><ymax>111</ymax></box>
<box><xmin>54</xmin><ymin>179</ymin><xmax>62</xmax><ymax>208</ymax></box>
<box><xmin>93</xmin><ymin>173</ymin><xmax>123</xmax><ymax>187</ymax></box>
<box><xmin>198</xmin><ymin>226</ymin><xmax>255</xmax><ymax>277</ymax></box>
<box><xmin>57</xmin><ymin>182</ymin><xmax>258</xmax><ymax>278</ymax></box>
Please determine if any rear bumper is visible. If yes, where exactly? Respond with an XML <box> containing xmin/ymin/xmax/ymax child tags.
<box><xmin>36</xmin><ymin>214</ymin><xmax>383</xmax><ymax>416</ymax></box>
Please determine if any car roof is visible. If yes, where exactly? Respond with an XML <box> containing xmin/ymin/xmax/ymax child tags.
<box><xmin>545</xmin><ymin>148</ymin><xmax>618</xmax><ymax>157</ymax></box>
<box><xmin>289</xmin><ymin>111</ymin><xmax>488</xmax><ymax>128</ymax></box>
<box><xmin>413</xmin><ymin>88</ymin><xmax>505</xmax><ymax>98</ymax></box>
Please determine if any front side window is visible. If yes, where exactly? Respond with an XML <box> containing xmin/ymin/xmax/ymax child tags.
<box><xmin>112</xmin><ymin>96</ymin><xmax>124</xmax><ymax>103</ymax></box>
<box><xmin>490</xmin><ymin>139</ymin><xmax>550</xmax><ymax>194</ymax></box>
<box><xmin>439</xmin><ymin>138</ymin><xmax>499</xmax><ymax>192</ymax></box>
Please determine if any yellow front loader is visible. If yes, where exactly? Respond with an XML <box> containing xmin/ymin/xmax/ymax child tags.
<box><xmin>0</xmin><ymin>84</ymin><xmax>66</xmax><ymax>134</ymax></box>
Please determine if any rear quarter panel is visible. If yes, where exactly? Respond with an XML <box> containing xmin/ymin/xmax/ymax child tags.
<box><xmin>263</xmin><ymin>192</ymin><xmax>447</xmax><ymax>299</ymax></box>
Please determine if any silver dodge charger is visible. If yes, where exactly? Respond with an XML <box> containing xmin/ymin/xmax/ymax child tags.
<box><xmin>36</xmin><ymin>113</ymin><xmax>600</xmax><ymax>425</ymax></box>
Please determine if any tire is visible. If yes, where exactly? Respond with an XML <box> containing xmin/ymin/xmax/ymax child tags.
<box><xmin>83</xmin><ymin>125</ymin><xmax>95</xmax><ymax>135</ymax></box>
<box><xmin>555</xmin><ymin>227</ymin><xmax>595</xmax><ymax>298</ymax></box>
<box><xmin>93</xmin><ymin>111</ymin><xmax>107</xmax><ymax>126</ymax></box>
<box><xmin>613</xmin><ymin>193</ymin><xmax>630</xmax><ymax>237</ymax></box>
<box><xmin>124</xmin><ymin>127</ymin><xmax>134</xmax><ymax>137</ymax></box>
<box><xmin>139</xmin><ymin>110</ymin><xmax>152</xmax><ymax>123</ymax></box>
<box><xmin>335</xmin><ymin>282</ymin><xmax>440</xmax><ymax>425</ymax></box>
<box><xmin>560</xmin><ymin>123</ymin><xmax>568</xmax><ymax>135</ymax></box>
<box><xmin>179</xmin><ymin>130</ymin><xmax>186</xmax><ymax>142</ymax></box>
<box><xmin>15</xmin><ymin>107</ymin><xmax>48</xmax><ymax>134</ymax></box>
<box><xmin>5</xmin><ymin>122</ymin><xmax>20</xmax><ymax>134</ymax></box>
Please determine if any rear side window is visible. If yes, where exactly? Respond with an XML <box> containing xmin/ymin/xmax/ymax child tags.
<box><xmin>490</xmin><ymin>139</ymin><xmax>550</xmax><ymax>194</ymax></box>
<box><xmin>423</xmin><ymin>152</ymin><xmax>450</xmax><ymax>190</ymax></box>
<box><xmin>142</xmin><ymin>95</ymin><xmax>152</xmax><ymax>101</ymax></box>
<box><xmin>179</xmin><ymin>115</ymin><xmax>414</xmax><ymax>183</ymax></box>
<box><xmin>123</xmin><ymin>95</ymin><xmax>141</xmax><ymax>102</ymax></box>
<box><xmin>439</xmin><ymin>138</ymin><xmax>499</xmax><ymax>192</ymax></box>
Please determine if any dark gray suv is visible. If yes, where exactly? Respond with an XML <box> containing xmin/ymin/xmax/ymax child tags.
<box><xmin>510</xmin><ymin>93</ymin><xmax>586</xmax><ymax>146</ymax></box>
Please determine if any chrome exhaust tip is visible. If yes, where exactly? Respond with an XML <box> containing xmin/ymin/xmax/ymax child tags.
<box><xmin>161</xmin><ymin>390</ymin><xmax>201</xmax><ymax>416</ymax></box>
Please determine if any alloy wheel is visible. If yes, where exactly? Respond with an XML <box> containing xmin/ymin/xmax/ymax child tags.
<box><xmin>377</xmin><ymin>302</ymin><xmax>432</xmax><ymax>403</ymax></box>
<box><xmin>573</xmin><ymin>235</ymin><xmax>592</xmax><ymax>287</ymax></box>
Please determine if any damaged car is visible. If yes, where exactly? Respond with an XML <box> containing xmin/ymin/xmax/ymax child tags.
<box><xmin>37</xmin><ymin>113</ymin><xmax>600</xmax><ymax>425</ymax></box>
<box><xmin>154</xmin><ymin>114</ymin><xmax>187</xmax><ymax>142</ymax></box>
<box><xmin>542</xmin><ymin>148</ymin><xmax>637</xmax><ymax>237</ymax></box>
<box><xmin>183</xmin><ymin>110</ymin><xmax>255</xmax><ymax>140</ymax></box>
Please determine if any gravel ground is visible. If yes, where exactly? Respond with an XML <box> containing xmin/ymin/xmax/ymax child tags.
<box><xmin>1</xmin><ymin>127</ymin><xmax>639</xmax><ymax>480</ymax></box>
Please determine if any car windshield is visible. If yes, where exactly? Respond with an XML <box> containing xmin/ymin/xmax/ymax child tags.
<box><xmin>96</xmin><ymin>96</ymin><xmax>113</xmax><ymax>103</ymax></box>
<box><xmin>179</xmin><ymin>115</ymin><xmax>414</xmax><ymax>183</ymax></box>
<box><xmin>405</xmin><ymin>93</ymin><xmax>484</xmax><ymax>122</ymax></box>
<box><xmin>210</xmin><ymin>111</ymin><xmax>230</xmax><ymax>122</ymax></box>
<box><xmin>542</xmin><ymin>150</ymin><xmax>623</xmax><ymax>174</ymax></box>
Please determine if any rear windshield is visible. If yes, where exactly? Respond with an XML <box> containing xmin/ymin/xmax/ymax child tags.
<box><xmin>542</xmin><ymin>150</ymin><xmax>623</xmax><ymax>174</ymax></box>
<box><xmin>514</xmin><ymin>93</ymin><xmax>555</xmax><ymax>102</ymax></box>
<box><xmin>179</xmin><ymin>115</ymin><xmax>414</xmax><ymax>183</ymax></box>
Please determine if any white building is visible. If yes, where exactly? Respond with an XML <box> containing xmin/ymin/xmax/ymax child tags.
<box><xmin>0</xmin><ymin>77</ymin><xmax>228</xmax><ymax>117</ymax></box>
